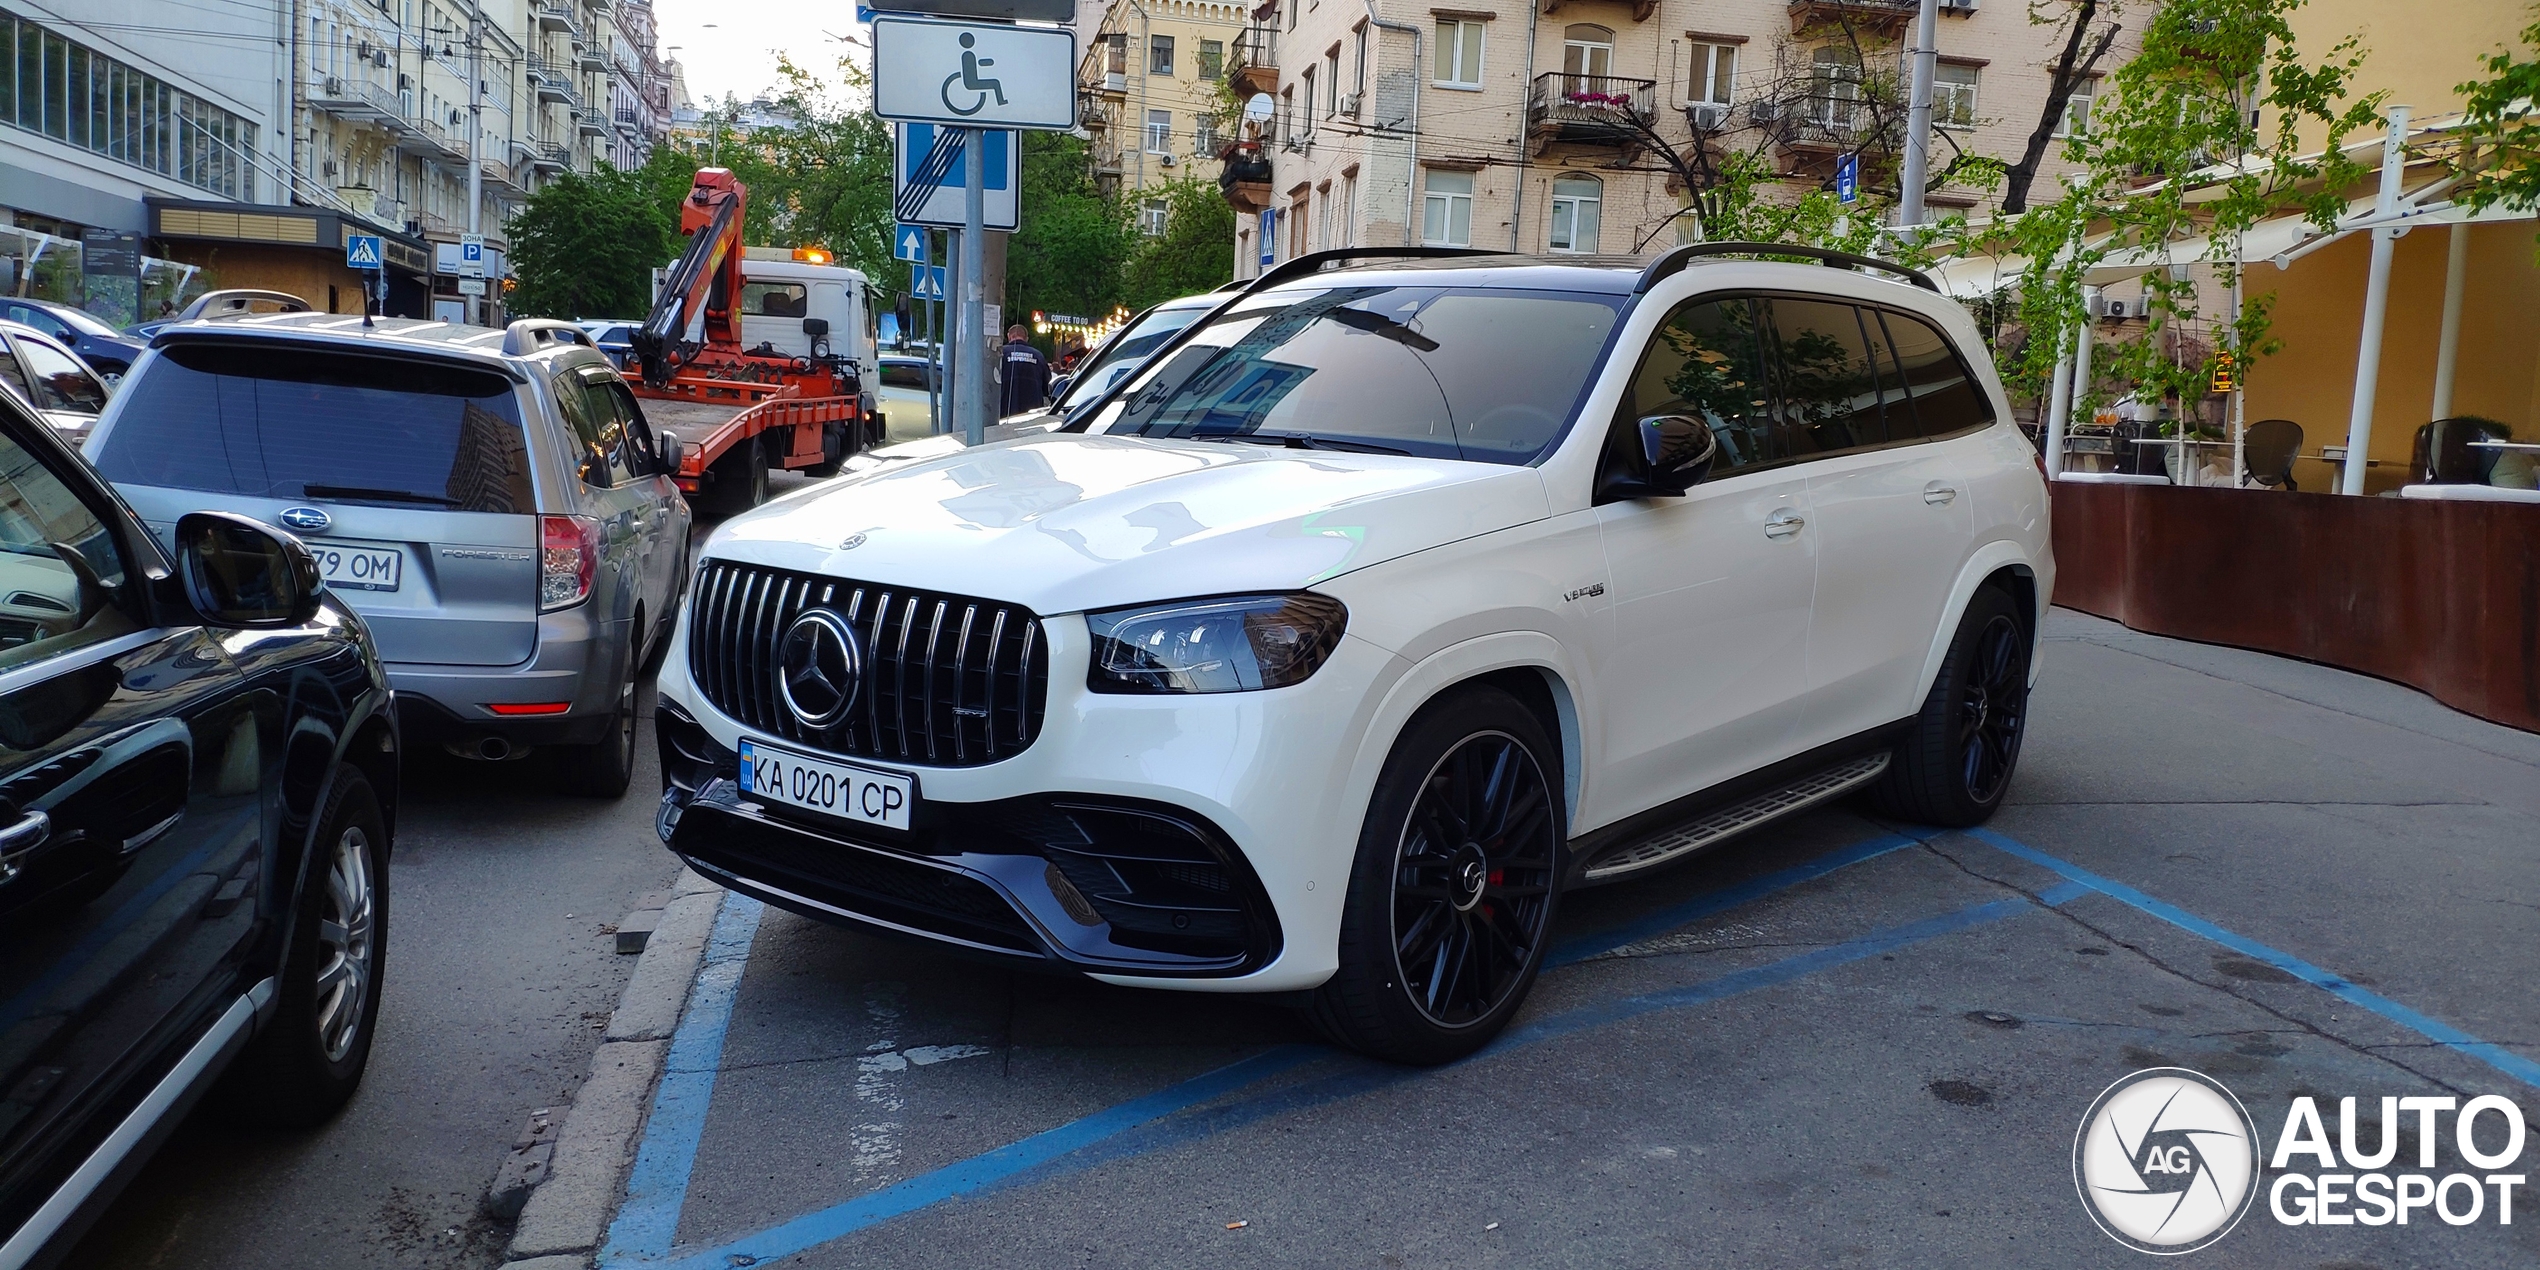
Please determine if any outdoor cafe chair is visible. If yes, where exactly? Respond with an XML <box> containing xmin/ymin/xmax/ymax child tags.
<box><xmin>2242</xmin><ymin>419</ymin><xmax>2302</xmax><ymax>490</ymax></box>
<box><xmin>2410</xmin><ymin>416</ymin><xmax>2512</xmax><ymax>485</ymax></box>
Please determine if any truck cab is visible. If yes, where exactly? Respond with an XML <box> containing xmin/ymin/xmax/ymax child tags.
<box><xmin>734</xmin><ymin>248</ymin><xmax>878</xmax><ymax>372</ymax></box>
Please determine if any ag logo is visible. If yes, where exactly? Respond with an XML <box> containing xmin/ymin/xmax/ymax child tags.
<box><xmin>2075</xmin><ymin>1068</ymin><xmax>2260</xmax><ymax>1254</ymax></box>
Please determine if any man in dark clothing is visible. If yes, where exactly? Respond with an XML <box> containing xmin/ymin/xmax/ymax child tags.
<box><xmin>1000</xmin><ymin>325</ymin><xmax>1049</xmax><ymax>416</ymax></box>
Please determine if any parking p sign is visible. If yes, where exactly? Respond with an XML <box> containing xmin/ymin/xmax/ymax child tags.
<box><xmin>460</xmin><ymin>233</ymin><xmax>486</xmax><ymax>278</ymax></box>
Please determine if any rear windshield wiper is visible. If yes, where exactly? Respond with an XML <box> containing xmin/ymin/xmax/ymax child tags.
<box><xmin>299</xmin><ymin>484</ymin><xmax>462</xmax><ymax>507</ymax></box>
<box><xmin>1188</xmin><ymin>431</ymin><xmax>1410</xmax><ymax>456</ymax></box>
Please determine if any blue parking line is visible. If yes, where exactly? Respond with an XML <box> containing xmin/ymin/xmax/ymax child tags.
<box><xmin>603</xmin><ymin>892</ymin><xmax>767</xmax><ymax>1262</ymax></box>
<box><xmin>1964</xmin><ymin>826</ymin><xmax>2540</xmax><ymax>1091</ymax></box>
<box><xmin>623</xmin><ymin>889</ymin><xmax>2066</xmax><ymax>1269</ymax></box>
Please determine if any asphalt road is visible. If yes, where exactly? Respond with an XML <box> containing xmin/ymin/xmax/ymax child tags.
<box><xmin>605</xmin><ymin>609</ymin><xmax>2540</xmax><ymax>1270</ymax></box>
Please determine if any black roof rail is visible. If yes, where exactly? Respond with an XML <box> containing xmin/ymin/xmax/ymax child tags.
<box><xmin>501</xmin><ymin>319</ymin><xmax>598</xmax><ymax>356</ymax></box>
<box><xmin>1057</xmin><ymin>247</ymin><xmax>1505</xmax><ymax>429</ymax></box>
<box><xmin>174</xmin><ymin>289</ymin><xmax>312</xmax><ymax>321</ymax></box>
<box><xmin>1635</xmin><ymin>241</ymin><xmax>1938</xmax><ymax>294</ymax></box>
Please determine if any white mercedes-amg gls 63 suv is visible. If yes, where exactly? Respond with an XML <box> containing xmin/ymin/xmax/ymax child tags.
<box><xmin>652</xmin><ymin>245</ymin><xmax>2054</xmax><ymax>1063</ymax></box>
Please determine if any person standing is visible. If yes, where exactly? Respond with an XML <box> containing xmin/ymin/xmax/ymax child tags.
<box><xmin>1000</xmin><ymin>325</ymin><xmax>1049</xmax><ymax>416</ymax></box>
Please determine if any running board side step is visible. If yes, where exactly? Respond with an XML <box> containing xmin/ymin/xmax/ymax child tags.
<box><xmin>1575</xmin><ymin>752</ymin><xmax>1891</xmax><ymax>884</ymax></box>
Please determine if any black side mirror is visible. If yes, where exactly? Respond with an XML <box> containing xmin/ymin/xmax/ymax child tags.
<box><xmin>175</xmin><ymin>511</ymin><xmax>320</xmax><ymax>628</ymax></box>
<box><xmin>802</xmin><ymin>317</ymin><xmax>830</xmax><ymax>338</ymax></box>
<box><xmin>655</xmin><ymin>430</ymin><xmax>689</xmax><ymax>475</ymax></box>
<box><xmin>1638</xmin><ymin>414</ymin><xmax>1719</xmax><ymax>494</ymax></box>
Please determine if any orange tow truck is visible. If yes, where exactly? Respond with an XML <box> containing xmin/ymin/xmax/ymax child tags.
<box><xmin>631</xmin><ymin>167</ymin><xmax>883</xmax><ymax>513</ymax></box>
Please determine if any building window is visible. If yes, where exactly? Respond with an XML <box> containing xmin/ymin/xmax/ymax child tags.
<box><xmin>1198</xmin><ymin>39</ymin><xmax>1223</xmax><ymax>79</ymax></box>
<box><xmin>1421</xmin><ymin>169</ymin><xmax>1473</xmax><ymax>247</ymax></box>
<box><xmin>1935</xmin><ymin>63</ymin><xmax>1978</xmax><ymax>129</ymax></box>
<box><xmin>1435</xmin><ymin>19</ymin><xmax>1483</xmax><ymax>88</ymax></box>
<box><xmin>1316</xmin><ymin>185</ymin><xmax>1332</xmax><ymax>250</ymax></box>
<box><xmin>1353</xmin><ymin>23</ymin><xmax>1367</xmax><ymax>94</ymax></box>
<box><xmin>1149</xmin><ymin>34</ymin><xmax>1174</xmax><ymax>76</ymax></box>
<box><xmin>1141</xmin><ymin>198</ymin><xmax>1168</xmax><ymax>236</ymax></box>
<box><xmin>1548</xmin><ymin>174</ymin><xmax>1601</xmax><ymax>253</ymax></box>
<box><xmin>1195</xmin><ymin>117</ymin><xmax>1219</xmax><ymax>155</ymax></box>
<box><xmin>1288</xmin><ymin>196</ymin><xmax>1309</xmax><ymax>257</ymax></box>
<box><xmin>2054</xmin><ymin>81</ymin><xmax>2095</xmax><ymax>138</ymax></box>
<box><xmin>1562</xmin><ymin>25</ymin><xmax>1613</xmax><ymax>82</ymax></box>
<box><xmin>1340</xmin><ymin>171</ymin><xmax>1357</xmax><ymax>246</ymax></box>
<box><xmin>1689</xmin><ymin>40</ymin><xmax>1736</xmax><ymax>106</ymax></box>
<box><xmin>1301</xmin><ymin>68</ymin><xmax>1315</xmax><ymax>135</ymax></box>
<box><xmin>1280</xmin><ymin>85</ymin><xmax>1294</xmax><ymax>141</ymax></box>
<box><xmin>1104</xmin><ymin>33</ymin><xmax>1127</xmax><ymax>77</ymax></box>
<box><xmin>1810</xmin><ymin>45</ymin><xmax>1863</xmax><ymax>128</ymax></box>
<box><xmin>1144</xmin><ymin>108</ymin><xmax>1171</xmax><ymax>154</ymax></box>
<box><xmin>1325</xmin><ymin>47</ymin><xmax>1341</xmax><ymax>114</ymax></box>
<box><xmin>1</xmin><ymin>12</ymin><xmax>255</xmax><ymax>199</ymax></box>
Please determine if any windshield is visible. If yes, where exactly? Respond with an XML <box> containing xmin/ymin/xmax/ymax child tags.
<box><xmin>95</xmin><ymin>343</ymin><xmax>536</xmax><ymax>512</ymax></box>
<box><xmin>1054</xmin><ymin>302</ymin><xmax>1209</xmax><ymax>411</ymax></box>
<box><xmin>1096</xmin><ymin>285</ymin><xmax>1623</xmax><ymax>464</ymax></box>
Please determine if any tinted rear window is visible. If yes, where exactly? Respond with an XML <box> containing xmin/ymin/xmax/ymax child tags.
<box><xmin>96</xmin><ymin>343</ymin><xmax>535</xmax><ymax>513</ymax></box>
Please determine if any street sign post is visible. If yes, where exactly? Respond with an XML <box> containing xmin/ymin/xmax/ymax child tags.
<box><xmin>909</xmin><ymin>263</ymin><xmax>947</xmax><ymax>300</ymax></box>
<box><xmin>346</xmin><ymin>235</ymin><xmax>384</xmax><ymax>269</ymax></box>
<box><xmin>459</xmin><ymin>233</ymin><xmax>486</xmax><ymax>278</ymax></box>
<box><xmin>894</xmin><ymin>225</ymin><xmax>931</xmax><ymax>263</ymax></box>
<box><xmin>893</xmin><ymin>125</ymin><xmax>1018</xmax><ymax>230</ymax></box>
<box><xmin>871</xmin><ymin>17</ymin><xmax>1075</xmax><ymax>130</ymax></box>
<box><xmin>1835</xmin><ymin>154</ymin><xmax>1859</xmax><ymax>206</ymax></box>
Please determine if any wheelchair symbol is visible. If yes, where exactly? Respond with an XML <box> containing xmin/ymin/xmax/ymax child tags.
<box><xmin>940</xmin><ymin>33</ymin><xmax>1008</xmax><ymax>117</ymax></box>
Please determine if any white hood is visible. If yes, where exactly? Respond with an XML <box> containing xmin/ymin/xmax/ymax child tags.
<box><xmin>707</xmin><ymin>433</ymin><xmax>1551</xmax><ymax>614</ymax></box>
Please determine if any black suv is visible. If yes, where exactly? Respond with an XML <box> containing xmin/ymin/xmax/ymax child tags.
<box><xmin>0</xmin><ymin>388</ymin><xmax>399</xmax><ymax>1264</ymax></box>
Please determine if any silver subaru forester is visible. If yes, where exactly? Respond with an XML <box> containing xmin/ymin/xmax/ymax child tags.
<box><xmin>87</xmin><ymin>307</ymin><xmax>693</xmax><ymax>796</ymax></box>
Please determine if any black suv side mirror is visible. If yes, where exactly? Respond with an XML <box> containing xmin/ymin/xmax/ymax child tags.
<box><xmin>1595</xmin><ymin>414</ymin><xmax>1720</xmax><ymax>502</ymax></box>
<box><xmin>176</xmin><ymin>511</ymin><xmax>321</xmax><ymax>628</ymax></box>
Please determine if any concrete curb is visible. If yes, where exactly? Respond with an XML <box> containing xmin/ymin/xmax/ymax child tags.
<box><xmin>501</xmin><ymin>867</ymin><xmax>724</xmax><ymax>1267</ymax></box>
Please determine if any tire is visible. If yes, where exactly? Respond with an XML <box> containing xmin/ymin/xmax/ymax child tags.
<box><xmin>699</xmin><ymin>441</ymin><xmax>767</xmax><ymax>516</ymax></box>
<box><xmin>1867</xmin><ymin>585</ymin><xmax>2032</xmax><ymax>827</ymax></box>
<box><xmin>559</xmin><ymin>641</ymin><xmax>636</xmax><ymax>798</ymax></box>
<box><xmin>1307</xmin><ymin>686</ymin><xmax>1564</xmax><ymax>1065</ymax></box>
<box><xmin>805</xmin><ymin>421</ymin><xmax>848</xmax><ymax>478</ymax></box>
<box><xmin>219</xmin><ymin>768</ymin><xmax>387</xmax><ymax>1127</ymax></box>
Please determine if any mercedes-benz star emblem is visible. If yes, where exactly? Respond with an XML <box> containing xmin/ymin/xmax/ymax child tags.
<box><xmin>778</xmin><ymin>609</ymin><xmax>862</xmax><ymax>729</ymax></box>
<box><xmin>839</xmin><ymin>533</ymin><xmax>867</xmax><ymax>550</ymax></box>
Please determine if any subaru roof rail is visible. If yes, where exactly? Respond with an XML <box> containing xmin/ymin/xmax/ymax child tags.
<box><xmin>501</xmin><ymin>318</ymin><xmax>598</xmax><ymax>356</ymax></box>
<box><xmin>1635</xmin><ymin>242</ymin><xmax>1939</xmax><ymax>294</ymax></box>
<box><xmin>1058</xmin><ymin>247</ymin><xmax>1505</xmax><ymax>429</ymax></box>
<box><xmin>174</xmin><ymin>289</ymin><xmax>312</xmax><ymax>322</ymax></box>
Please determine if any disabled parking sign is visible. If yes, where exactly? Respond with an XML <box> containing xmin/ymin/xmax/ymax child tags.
<box><xmin>870</xmin><ymin>17</ymin><xmax>1075</xmax><ymax>131</ymax></box>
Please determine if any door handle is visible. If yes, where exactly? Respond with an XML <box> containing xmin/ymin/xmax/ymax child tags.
<box><xmin>1923</xmin><ymin>483</ymin><xmax>1959</xmax><ymax>506</ymax></box>
<box><xmin>0</xmin><ymin>809</ymin><xmax>49</xmax><ymax>884</ymax></box>
<box><xmin>1763</xmin><ymin>510</ymin><xmax>1806</xmax><ymax>539</ymax></box>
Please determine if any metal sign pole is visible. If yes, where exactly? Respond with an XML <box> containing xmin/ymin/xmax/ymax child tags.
<box><xmin>942</xmin><ymin>231</ymin><xmax>959</xmax><ymax>434</ymax></box>
<box><xmin>959</xmin><ymin>127</ymin><xmax>988</xmax><ymax>445</ymax></box>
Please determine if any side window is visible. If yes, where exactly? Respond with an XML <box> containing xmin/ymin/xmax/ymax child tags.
<box><xmin>573</xmin><ymin>370</ymin><xmax>637</xmax><ymax>486</ymax></box>
<box><xmin>16</xmin><ymin>340</ymin><xmax>108</xmax><ymax>415</ymax></box>
<box><xmin>739</xmin><ymin>282</ymin><xmax>807</xmax><ymax>318</ymax></box>
<box><xmin>1874</xmin><ymin>308</ymin><xmax>1995</xmax><ymax>438</ymax></box>
<box><xmin>0</xmin><ymin>343</ymin><xmax>30</xmax><ymax>402</ymax></box>
<box><xmin>0</xmin><ymin>424</ymin><xmax>138</xmax><ymax>671</ymax></box>
<box><xmin>1762</xmin><ymin>299</ymin><xmax>1884</xmax><ymax>455</ymax></box>
<box><xmin>1621</xmin><ymin>296</ymin><xmax>1777</xmax><ymax>474</ymax></box>
<box><xmin>600</xmin><ymin>378</ymin><xmax>660</xmax><ymax>477</ymax></box>
<box><xmin>552</xmin><ymin>371</ymin><xmax>610</xmax><ymax>486</ymax></box>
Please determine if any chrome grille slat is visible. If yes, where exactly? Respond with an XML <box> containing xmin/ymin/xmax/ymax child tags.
<box><xmin>688</xmin><ymin>562</ymin><xmax>1045</xmax><ymax>768</ymax></box>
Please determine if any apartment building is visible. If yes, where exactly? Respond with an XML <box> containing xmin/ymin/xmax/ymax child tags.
<box><xmin>1225</xmin><ymin>0</ymin><xmax>2113</xmax><ymax>275</ymax></box>
<box><xmin>1077</xmin><ymin>0</ymin><xmax>1249</xmax><ymax>235</ymax></box>
<box><xmin>1</xmin><ymin>0</ymin><xmax>673</xmax><ymax>322</ymax></box>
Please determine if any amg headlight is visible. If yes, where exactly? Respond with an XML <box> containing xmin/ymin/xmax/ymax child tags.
<box><xmin>1085</xmin><ymin>593</ymin><xmax>1347</xmax><ymax>694</ymax></box>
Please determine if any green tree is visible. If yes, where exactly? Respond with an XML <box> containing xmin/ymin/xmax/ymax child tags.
<box><xmin>504</xmin><ymin>166</ymin><xmax>673</xmax><ymax>319</ymax></box>
<box><xmin>1006</xmin><ymin>130</ymin><xmax>1132</xmax><ymax>324</ymax></box>
<box><xmin>1121</xmin><ymin>176</ymin><xmax>1235</xmax><ymax>311</ymax></box>
<box><xmin>2457</xmin><ymin>12</ymin><xmax>2540</xmax><ymax>249</ymax></box>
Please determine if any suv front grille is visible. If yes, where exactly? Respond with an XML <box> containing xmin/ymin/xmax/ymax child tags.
<box><xmin>689</xmin><ymin>560</ymin><xmax>1047</xmax><ymax>767</ymax></box>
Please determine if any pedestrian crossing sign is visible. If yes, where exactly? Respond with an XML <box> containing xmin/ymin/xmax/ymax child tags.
<box><xmin>346</xmin><ymin>235</ymin><xmax>384</xmax><ymax>269</ymax></box>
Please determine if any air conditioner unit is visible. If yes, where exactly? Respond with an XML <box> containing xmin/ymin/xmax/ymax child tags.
<box><xmin>1159</xmin><ymin>151</ymin><xmax>1176</xmax><ymax>166</ymax></box>
<box><xmin>375</xmin><ymin>51</ymin><xmax>390</xmax><ymax>69</ymax></box>
<box><xmin>1688</xmin><ymin>101</ymin><xmax>1729</xmax><ymax>130</ymax></box>
<box><xmin>1340</xmin><ymin>92</ymin><xmax>1361</xmax><ymax>117</ymax></box>
<box><xmin>398</xmin><ymin>73</ymin><xmax>413</xmax><ymax>90</ymax></box>
<box><xmin>1938</xmin><ymin>0</ymin><xmax>1976</xmax><ymax>11</ymax></box>
<box><xmin>324</xmin><ymin>76</ymin><xmax>344</xmax><ymax>95</ymax></box>
<box><xmin>2098</xmin><ymin>296</ymin><xmax>2134</xmax><ymax>320</ymax></box>
<box><xmin>1748</xmin><ymin>98</ymin><xmax>1782</xmax><ymax>124</ymax></box>
<box><xmin>1104</xmin><ymin>72</ymin><xmax>1126</xmax><ymax>92</ymax></box>
<box><xmin>449</xmin><ymin>108</ymin><xmax>464</xmax><ymax>125</ymax></box>
<box><xmin>358</xmin><ymin>41</ymin><xmax>373</xmax><ymax>59</ymax></box>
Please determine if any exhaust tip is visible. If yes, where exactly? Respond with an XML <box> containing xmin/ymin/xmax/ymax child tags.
<box><xmin>444</xmin><ymin>737</ymin><xmax>524</xmax><ymax>762</ymax></box>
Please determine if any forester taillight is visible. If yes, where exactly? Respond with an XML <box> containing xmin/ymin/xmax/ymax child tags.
<box><xmin>540</xmin><ymin>514</ymin><xmax>600</xmax><ymax>611</ymax></box>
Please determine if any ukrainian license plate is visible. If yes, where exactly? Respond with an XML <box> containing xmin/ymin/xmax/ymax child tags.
<box><xmin>737</xmin><ymin>738</ymin><xmax>915</xmax><ymax>831</ymax></box>
<box><xmin>309</xmin><ymin>541</ymin><xmax>404</xmax><ymax>592</ymax></box>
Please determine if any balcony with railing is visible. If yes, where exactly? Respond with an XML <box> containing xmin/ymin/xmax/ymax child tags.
<box><xmin>528</xmin><ymin>141</ymin><xmax>571</xmax><ymax>172</ymax></box>
<box><xmin>576</xmin><ymin>40</ymin><xmax>608</xmax><ymax>72</ymax></box>
<box><xmin>308</xmin><ymin>75</ymin><xmax>410</xmax><ymax>131</ymax></box>
<box><xmin>1527</xmin><ymin>73</ymin><xmax>1655</xmax><ymax>147</ymax></box>
<box><xmin>402</xmin><ymin>115</ymin><xmax>466</xmax><ymax>162</ymax></box>
<box><xmin>1765</xmin><ymin>92</ymin><xmax>1901</xmax><ymax>152</ymax></box>
<box><xmin>1231</xmin><ymin>26</ymin><xmax>1277</xmax><ymax>97</ymax></box>
<box><xmin>536</xmin><ymin>0</ymin><xmax>580</xmax><ymax>35</ymax></box>
<box><xmin>527</xmin><ymin>59</ymin><xmax>580</xmax><ymax>107</ymax></box>
<box><xmin>1217</xmin><ymin>140</ymin><xmax>1273</xmax><ymax>211</ymax></box>
<box><xmin>1785</xmin><ymin>0</ymin><xmax>1920</xmax><ymax>32</ymax></box>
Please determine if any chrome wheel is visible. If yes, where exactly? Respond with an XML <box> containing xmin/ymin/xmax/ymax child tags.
<box><xmin>1957</xmin><ymin>614</ymin><xmax>2028</xmax><ymax>805</ymax></box>
<box><xmin>315</xmin><ymin>826</ymin><xmax>377</xmax><ymax>1063</ymax></box>
<box><xmin>1389</xmin><ymin>731</ymin><xmax>1558</xmax><ymax>1028</ymax></box>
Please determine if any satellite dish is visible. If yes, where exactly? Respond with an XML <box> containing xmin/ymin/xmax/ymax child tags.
<box><xmin>1242</xmin><ymin>94</ymin><xmax>1274</xmax><ymax>126</ymax></box>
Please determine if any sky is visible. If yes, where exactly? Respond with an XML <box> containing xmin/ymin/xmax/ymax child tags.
<box><xmin>652</xmin><ymin>0</ymin><xmax>872</xmax><ymax>106</ymax></box>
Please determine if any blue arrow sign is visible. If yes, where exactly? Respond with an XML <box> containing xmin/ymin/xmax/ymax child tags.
<box><xmin>895</xmin><ymin>225</ymin><xmax>930</xmax><ymax>263</ymax></box>
<box><xmin>1835</xmin><ymin>154</ymin><xmax>1859</xmax><ymax>206</ymax></box>
<box><xmin>910</xmin><ymin>263</ymin><xmax>947</xmax><ymax>300</ymax></box>
<box><xmin>346</xmin><ymin>234</ymin><xmax>384</xmax><ymax>269</ymax></box>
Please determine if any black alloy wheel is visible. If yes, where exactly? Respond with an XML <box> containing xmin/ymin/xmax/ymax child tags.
<box><xmin>1311</xmin><ymin>685</ymin><xmax>1565</xmax><ymax>1064</ymax></box>
<box><xmin>1867</xmin><ymin>585</ymin><xmax>2032</xmax><ymax>827</ymax></box>
<box><xmin>1957</xmin><ymin>612</ymin><xmax>2028</xmax><ymax>805</ymax></box>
